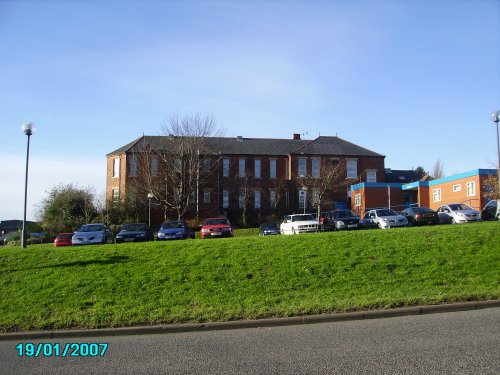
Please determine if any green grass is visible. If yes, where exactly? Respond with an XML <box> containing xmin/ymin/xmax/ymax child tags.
<box><xmin>0</xmin><ymin>222</ymin><xmax>498</xmax><ymax>332</ymax></box>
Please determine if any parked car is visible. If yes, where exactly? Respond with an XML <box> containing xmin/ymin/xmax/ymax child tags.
<box><xmin>324</xmin><ymin>209</ymin><xmax>361</xmax><ymax>231</ymax></box>
<box><xmin>436</xmin><ymin>204</ymin><xmax>482</xmax><ymax>224</ymax></box>
<box><xmin>200</xmin><ymin>217</ymin><xmax>233</xmax><ymax>239</ymax></box>
<box><xmin>400</xmin><ymin>206</ymin><xmax>440</xmax><ymax>226</ymax></box>
<box><xmin>280</xmin><ymin>214</ymin><xmax>318</xmax><ymax>235</ymax></box>
<box><xmin>53</xmin><ymin>233</ymin><xmax>73</xmax><ymax>247</ymax></box>
<box><xmin>157</xmin><ymin>221</ymin><xmax>194</xmax><ymax>240</ymax></box>
<box><xmin>72</xmin><ymin>223</ymin><xmax>113</xmax><ymax>245</ymax></box>
<box><xmin>115</xmin><ymin>223</ymin><xmax>154</xmax><ymax>243</ymax></box>
<box><xmin>481</xmin><ymin>199</ymin><xmax>499</xmax><ymax>221</ymax></box>
<box><xmin>259</xmin><ymin>222</ymin><xmax>281</xmax><ymax>236</ymax></box>
<box><xmin>362</xmin><ymin>209</ymin><xmax>408</xmax><ymax>229</ymax></box>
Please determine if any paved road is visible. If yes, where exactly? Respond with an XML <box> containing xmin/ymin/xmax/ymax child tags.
<box><xmin>1</xmin><ymin>308</ymin><xmax>498</xmax><ymax>374</ymax></box>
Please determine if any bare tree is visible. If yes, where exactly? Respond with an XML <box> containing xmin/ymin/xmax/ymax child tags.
<box><xmin>299</xmin><ymin>159</ymin><xmax>349</xmax><ymax>219</ymax></box>
<box><xmin>132</xmin><ymin>113</ymin><xmax>224</xmax><ymax>221</ymax></box>
<box><xmin>431</xmin><ymin>159</ymin><xmax>445</xmax><ymax>179</ymax></box>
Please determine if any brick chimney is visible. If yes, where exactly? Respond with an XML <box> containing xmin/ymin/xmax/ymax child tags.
<box><xmin>293</xmin><ymin>133</ymin><xmax>301</xmax><ymax>140</ymax></box>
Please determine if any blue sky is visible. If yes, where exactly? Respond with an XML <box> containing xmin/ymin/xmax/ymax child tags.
<box><xmin>1</xmin><ymin>0</ymin><xmax>499</xmax><ymax>222</ymax></box>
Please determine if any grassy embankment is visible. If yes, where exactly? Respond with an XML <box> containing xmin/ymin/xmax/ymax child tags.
<box><xmin>0</xmin><ymin>222</ymin><xmax>498</xmax><ymax>332</ymax></box>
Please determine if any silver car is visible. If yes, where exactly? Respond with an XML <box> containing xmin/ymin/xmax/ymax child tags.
<box><xmin>436</xmin><ymin>204</ymin><xmax>481</xmax><ymax>224</ymax></box>
<box><xmin>364</xmin><ymin>209</ymin><xmax>408</xmax><ymax>229</ymax></box>
<box><xmin>72</xmin><ymin>223</ymin><xmax>113</xmax><ymax>245</ymax></box>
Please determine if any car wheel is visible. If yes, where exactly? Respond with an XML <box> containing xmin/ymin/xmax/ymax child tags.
<box><xmin>451</xmin><ymin>218</ymin><xmax>456</xmax><ymax>224</ymax></box>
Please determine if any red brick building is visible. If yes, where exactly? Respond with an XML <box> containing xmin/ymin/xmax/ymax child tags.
<box><xmin>106</xmin><ymin>134</ymin><xmax>386</xmax><ymax>225</ymax></box>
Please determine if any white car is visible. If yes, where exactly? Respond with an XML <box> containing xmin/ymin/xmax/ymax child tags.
<box><xmin>436</xmin><ymin>204</ymin><xmax>481</xmax><ymax>224</ymax></box>
<box><xmin>72</xmin><ymin>223</ymin><xmax>113</xmax><ymax>245</ymax></box>
<box><xmin>280</xmin><ymin>214</ymin><xmax>319</xmax><ymax>235</ymax></box>
<box><xmin>364</xmin><ymin>209</ymin><xmax>408</xmax><ymax>229</ymax></box>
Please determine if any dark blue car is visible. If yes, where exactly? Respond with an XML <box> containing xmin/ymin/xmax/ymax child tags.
<box><xmin>157</xmin><ymin>221</ymin><xmax>195</xmax><ymax>240</ymax></box>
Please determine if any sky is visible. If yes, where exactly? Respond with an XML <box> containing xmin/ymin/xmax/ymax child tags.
<box><xmin>1</xmin><ymin>0</ymin><xmax>499</xmax><ymax>222</ymax></box>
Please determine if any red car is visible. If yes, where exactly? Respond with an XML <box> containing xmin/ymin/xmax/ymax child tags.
<box><xmin>200</xmin><ymin>217</ymin><xmax>234</xmax><ymax>239</ymax></box>
<box><xmin>54</xmin><ymin>233</ymin><xmax>73</xmax><ymax>247</ymax></box>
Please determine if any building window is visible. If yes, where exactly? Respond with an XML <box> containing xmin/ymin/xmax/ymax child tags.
<box><xmin>312</xmin><ymin>159</ymin><xmax>320</xmax><ymax>178</ymax></box>
<box><xmin>129</xmin><ymin>156</ymin><xmax>137</xmax><ymax>177</ymax></box>
<box><xmin>270</xmin><ymin>189</ymin><xmax>277</xmax><ymax>208</ymax></box>
<box><xmin>347</xmin><ymin>159</ymin><xmax>357</xmax><ymax>179</ymax></box>
<box><xmin>298</xmin><ymin>189</ymin><xmax>307</xmax><ymax>209</ymax></box>
<box><xmin>204</xmin><ymin>190</ymin><xmax>210</xmax><ymax>204</ymax></box>
<box><xmin>453</xmin><ymin>184</ymin><xmax>461</xmax><ymax>192</ymax></box>
<box><xmin>298</xmin><ymin>159</ymin><xmax>307</xmax><ymax>177</ymax></box>
<box><xmin>239</xmin><ymin>191</ymin><xmax>245</xmax><ymax>208</ymax></box>
<box><xmin>466</xmin><ymin>181</ymin><xmax>476</xmax><ymax>197</ymax></box>
<box><xmin>354</xmin><ymin>193</ymin><xmax>361</xmax><ymax>207</ymax></box>
<box><xmin>254</xmin><ymin>190</ymin><xmax>261</xmax><ymax>209</ymax></box>
<box><xmin>366</xmin><ymin>170</ymin><xmax>377</xmax><ymax>183</ymax></box>
<box><xmin>270</xmin><ymin>159</ymin><xmax>277</xmax><ymax>179</ymax></box>
<box><xmin>223</xmin><ymin>158</ymin><xmax>230</xmax><ymax>177</ymax></box>
<box><xmin>113</xmin><ymin>158</ymin><xmax>120</xmax><ymax>177</ymax></box>
<box><xmin>254</xmin><ymin>159</ymin><xmax>261</xmax><ymax>178</ymax></box>
<box><xmin>222</xmin><ymin>190</ymin><xmax>229</xmax><ymax>208</ymax></box>
<box><xmin>432</xmin><ymin>188</ymin><xmax>441</xmax><ymax>202</ymax></box>
<box><xmin>239</xmin><ymin>159</ymin><xmax>246</xmax><ymax>177</ymax></box>
<box><xmin>151</xmin><ymin>157</ymin><xmax>158</xmax><ymax>177</ymax></box>
<box><xmin>112</xmin><ymin>188</ymin><xmax>119</xmax><ymax>203</ymax></box>
<box><xmin>203</xmin><ymin>159</ymin><xmax>210</xmax><ymax>172</ymax></box>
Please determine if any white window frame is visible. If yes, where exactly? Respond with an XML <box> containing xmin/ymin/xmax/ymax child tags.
<box><xmin>270</xmin><ymin>189</ymin><xmax>277</xmax><ymax>208</ymax></box>
<box><xmin>466</xmin><ymin>181</ymin><xmax>476</xmax><ymax>197</ymax></box>
<box><xmin>129</xmin><ymin>156</ymin><xmax>137</xmax><ymax>177</ymax></box>
<box><xmin>239</xmin><ymin>191</ymin><xmax>246</xmax><ymax>208</ymax></box>
<box><xmin>254</xmin><ymin>159</ymin><xmax>261</xmax><ymax>179</ymax></box>
<box><xmin>312</xmin><ymin>159</ymin><xmax>320</xmax><ymax>178</ymax></box>
<box><xmin>346</xmin><ymin>159</ymin><xmax>357</xmax><ymax>179</ymax></box>
<box><xmin>239</xmin><ymin>159</ymin><xmax>246</xmax><ymax>177</ymax></box>
<box><xmin>112</xmin><ymin>188</ymin><xmax>119</xmax><ymax>203</ymax></box>
<box><xmin>203</xmin><ymin>190</ymin><xmax>210</xmax><ymax>204</ymax></box>
<box><xmin>366</xmin><ymin>170</ymin><xmax>377</xmax><ymax>183</ymax></box>
<box><xmin>298</xmin><ymin>189</ymin><xmax>307</xmax><ymax>209</ymax></box>
<box><xmin>113</xmin><ymin>158</ymin><xmax>120</xmax><ymax>177</ymax></box>
<box><xmin>270</xmin><ymin>159</ymin><xmax>277</xmax><ymax>179</ymax></box>
<box><xmin>223</xmin><ymin>158</ymin><xmax>230</xmax><ymax>177</ymax></box>
<box><xmin>298</xmin><ymin>159</ymin><xmax>307</xmax><ymax>177</ymax></box>
<box><xmin>432</xmin><ymin>188</ymin><xmax>442</xmax><ymax>203</ymax></box>
<box><xmin>254</xmin><ymin>190</ymin><xmax>261</xmax><ymax>209</ymax></box>
<box><xmin>453</xmin><ymin>184</ymin><xmax>461</xmax><ymax>192</ymax></box>
<box><xmin>222</xmin><ymin>190</ymin><xmax>229</xmax><ymax>208</ymax></box>
<box><xmin>151</xmin><ymin>157</ymin><xmax>158</xmax><ymax>177</ymax></box>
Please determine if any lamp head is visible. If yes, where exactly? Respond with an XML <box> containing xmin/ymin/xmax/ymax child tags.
<box><xmin>147</xmin><ymin>193</ymin><xmax>154</xmax><ymax>199</ymax></box>
<box><xmin>21</xmin><ymin>122</ymin><xmax>35</xmax><ymax>136</ymax></box>
<box><xmin>492</xmin><ymin>111</ymin><xmax>500</xmax><ymax>123</ymax></box>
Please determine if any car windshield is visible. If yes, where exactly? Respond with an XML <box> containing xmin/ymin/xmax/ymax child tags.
<box><xmin>204</xmin><ymin>218</ymin><xmax>229</xmax><ymax>225</ymax></box>
<box><xmin>261</xmin><ymin>223</ymin><xmax>278</xmax><ymax>229</ymax></box>
<box><xmin>291</xmin><ymin>214</ymin><xmax>314</xmax><ymax>222</ymax></box>
<box><xmin>449</xmin><ymin>204</ymin><xmax>472</xmax><ymax>211</ymax></box>
<box><xmin>122</xmin><ymin>224</ymin><xmax>147</xmax><ymax>231</ymax></box>
<box><xmin>376</xmin><ymin>209</ymin><xmax>398</xmax><ymax>217</ymax></box>
<box><xmin>413</xmin><ymin>207</ymin><xmax>433</xmax><ymax>213</ymax></box>
<box><xmin>333</xmin><ymin>210</ymin><xmax>356</xmax><ymax>218</ymax></box>
<box><xmin>161</xmin><ymin>222</ymin><xmax>184</xmax><ymax>229</ymax></box>
<box><xmin>78</xmin><ymin>224</ymin><xmax>105</xmax><ymax>232</ymax></box>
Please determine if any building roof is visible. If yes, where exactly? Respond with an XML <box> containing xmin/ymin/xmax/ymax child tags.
<box><xmin>108</xmin><ymin>135</ymin><xmax>384</xmax><ymax>158</ymax></box>
<box><xmin>384</xmin><ymin>169</ymin><xmax>421</xmax><ymax>183</ymax></box>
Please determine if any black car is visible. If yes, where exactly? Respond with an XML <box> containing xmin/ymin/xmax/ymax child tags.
<box><xmin>259</xmin><ymin>223</ymin><xmax>280</xmax><ymax>236</ymax></box>
<box><xmin>323</xmin><ymin>209</ymin><xmax>361</xmax><ymax>231</ymax></box>
<box><xmin>400</xmin><ymin>206</ymin><xmax>440</xmax><ymax>226</ymax></box>
<box><xmin>115</xmin><ymin>223</ymin><xmax>154</xmax><ymax>243</ymax></box>
<box><xmin>481</xmin><ymin>199</ymin><xmax>499</xmax><ymax>220</ymax></box>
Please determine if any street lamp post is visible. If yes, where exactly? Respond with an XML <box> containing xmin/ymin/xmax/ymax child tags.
<box><xmin>491</xmin><ymin>111</ymin><xmax>500</xmax><ymax>207</ymax></box>
<box><xmin>21</xmin><ymin>122</ymin><xmax>35</xmax><ymax>248</ymax></box>
<box><xmin>147</xmin><ymin>193</ymin><xmax>154</xmax><ymax>226</ymax></box>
